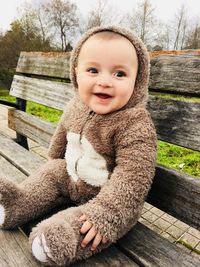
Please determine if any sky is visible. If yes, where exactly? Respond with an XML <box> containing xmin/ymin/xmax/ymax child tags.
<box><xmin>0</xmin><ymin>0</ymin><xmax>199</xmax><ymax>32</ymax></box>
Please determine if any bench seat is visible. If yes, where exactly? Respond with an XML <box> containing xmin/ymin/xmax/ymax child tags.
<box><xmin>0</xmin><ymin>133</ymin><xmax>199</xmax><ymax>266</ymax></box>
<box><xmin>0</xmin><ymin>51</ymin><xmax>200</xmax><ymax>266</ymax></box>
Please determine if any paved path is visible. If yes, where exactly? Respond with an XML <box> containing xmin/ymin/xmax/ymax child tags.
<box><xmin>0</xmin><ymin>104</ymin><xmax>200</xmax><ymax>259</ymax></box>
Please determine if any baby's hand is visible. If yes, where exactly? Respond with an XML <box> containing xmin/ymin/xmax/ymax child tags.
<box><xmin>79</xmin><ymin>214</ymin><xmax>107</xmax><ymax>251</ymax></box>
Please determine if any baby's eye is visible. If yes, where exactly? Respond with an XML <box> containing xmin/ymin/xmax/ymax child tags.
<box><xmin>87</xmin><ymin>67</ymin><xmax>98</xmax><ymax>74</ymax></box>
<box><xmin>115</xmin><ymin>70</ymin><xmax>126</xmax><ymax>77</ymax></box>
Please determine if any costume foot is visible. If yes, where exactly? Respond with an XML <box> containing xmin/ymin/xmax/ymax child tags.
<box><xmin>29</xmin><ymin>212</ymin><xmax>81</xmax><ymax>266</ymax></box>
<box><xmin>32</xmin><ymin>234</ymin><xmax>53</xmax><ymax>264</ymax></box>
<box><xmin>0</xmin><ymin>177</ymin><xmax>20</xmax><ymax>229</ymax></box>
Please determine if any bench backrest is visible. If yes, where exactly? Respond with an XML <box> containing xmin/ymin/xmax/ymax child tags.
<box><xmin>8</xmin><ymin>51</ymin><xmax>200</xmax><ymax>231</ymax></box>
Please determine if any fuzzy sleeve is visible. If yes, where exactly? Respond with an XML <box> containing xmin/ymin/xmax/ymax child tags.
<box><xmin>82</xmin><ymin>109</ymin><xmax>157</xmax><ymax>242</ymax></box>
<box><xmin>48</xmin><ymin>98</ymin><xmax>74</xmax><ymax>159</ymax></box>
<box><xmin>48</xmin><ymin>118</ymin><xmax>67</xmax><ymax>159</ymax></box>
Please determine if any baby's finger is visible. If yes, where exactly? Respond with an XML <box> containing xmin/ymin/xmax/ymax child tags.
<box><xmin>81</xmin><ymin>225</ymin><xmax>96</xmax><ymax>248</ymax></box>
<box><xmin>102</xmin><ymin>236</ymin><xmax>108</xmax><ymax>244</ymax></box>
<box><xmin>79</xmin><ymin>214</ymin><xmax>87</xmax><ymax>221</ymax></box>
<box><xmin>91</xmin><ymin>232</ymin><xmax>102</xmax><ymax>251</ymax></box>
<box><xmin>80</xmin><ymin>220</ymin><xmax>93</xmax><ymax>234</ymax></box>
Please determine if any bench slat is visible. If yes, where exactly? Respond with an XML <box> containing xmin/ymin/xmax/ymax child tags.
<box><xmin>148</xmin><ymin>96</ymin><xmax>200</xmax><ymax>151</ymax></box>
<box><xmin>8</xmin><ymin>108</ymin><xmax>55</xmax><ymax>148</ymax></box>
<box><xmin>0</xmin><ymin>229</ymin><xmax>42</xmax><ymax>267</ymax></box>
<box><xmin>8</xmin><ymin>95</ymin><xmax>200</xmax><ymax>152</ymax></box>
<box><xmin>150</xmin><ymin>54</ymin><xmax>200</xmax><ymax>96</ymax></box>
<box><xmin>16</xmin><ymin>51</ymin><xmax>70</xmax><ymax>79</ymax></box>
<box><xmin>0</xmin><ymin>154</ymin><xmax>26</xmax><ymax>183</ymax></box>
<box><xmin>0</xmin><ymin>134</ymin><xmax>44</xmax><ymax>176</ymax></box>
<box><xmin>10</xmin><ymin>75</ymin><xmax>74</xmax><ymax>110</ymax></box>
<box><xmin>72</xmin><ymin>246</ymin><xmax>139</xmax><ymax>267</ymax></box>
<box><xmin>147</xmin><ymin>165</ymin><xmax>200</xmax><ymax>230</ymax></box>
<box><xmin>117</xmin><ymin>222</ymin><xmax>200</xmax><ymax>267</ymax></box>
<box><xmin>0</xmin><ymin>154</ymin><xmax>42</xmax><ymax>267</ymax></box>
<box><xmin>16</xmin><ymin>52</ymin><xmax>200</xmax><ymax>96</ymax></box>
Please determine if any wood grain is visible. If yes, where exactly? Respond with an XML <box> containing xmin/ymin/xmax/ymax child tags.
<box><xmin>147</xmin><ymin>165</ymin><xmax>200</xmax><ymax>231</ymax></box>
<box><xmin>16</xmin><ymin>52</ymin><xmax>200</xmax><ymax>96</ymax></box>
<box><xmin>0</xmin><ymin>230</ymin><xmax>42</xmax><ymax>267</ymax></box>
<box><xmin>117</xmin><ymin>222</ymin><xmax>200</xmax><ymax>267</ymax></box>
<box><xmin>0</xmin><ymin>155</ymin><xmax>26</xmax><ymax>183</ymax></box>
<box><xmin>8</xmin><ymin>96</ymin><xmax>200</xmax><ymax>152</ymax></box>
<box><xmin>0</xmin><ymin>134</ymin><xmax>44</xmax><ymax>176</ymax></box>
<box><xmin>148</xmin><ymin>95</ymin><xmax>200</xmax><ymax>151</ymax></box>
<box><xmin>16</xmin><ymin>51</ymin><xmax>70</xmax><ymax>79</ymax></box>
<box><xmin>72</xmin><ymin>246</ymin><xmax>139</xmax><ymax>267</ymax></box>
<box><xmin>150</xmin><ymin>54</ymin><xmax>200</xmax><ymax>95</ymax></box>
<box><xmin>10</xmin><ymin>75</ymin><xmax>74</xmax><ymax>110</ymax></box>
<box><xmin>8</xmin><ymin>109</ymin><xmax>56</xmax><ymax>148</ymax></box>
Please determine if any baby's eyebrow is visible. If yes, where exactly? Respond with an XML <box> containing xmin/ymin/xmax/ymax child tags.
<box><xmin>113</xmin><ymin>64</ymin><xmax>129</xmax><ymax>70</ymax></box>
<box><xmin>84</xmin><ymin>61</ymin><xmax>99</xmax><ymax>66</ymax></box>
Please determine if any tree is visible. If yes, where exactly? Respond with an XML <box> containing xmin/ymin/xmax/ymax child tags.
<box><xmin>129</xmin><ymin>0</ymin><xmax>157</xmax><ymax>45</ymax></box>
<box><xmin>153</xmin><ymin>23</ymin><xmax>171</xmax><ymax>50</ymax></box>
<box><xmin>185</xmin><ymin>23</ymin><xmax>200</xmax><ymax>49</ymax></box>
<box><xmin>172</xmin><ymin>5</ymin><xmax>188</xmax><ymax>50</ymax></box>
<box><xmin>43</xmin><ymin>0</ymin><xmax>78</xmax><ymax>51</ymax></box>
<box><xmin>0</xmin><ymin>17</ymin><xmax>52</xmax><ymax>87</ymax></box>
<box><xmin>79</xmin><ymin>0</ymin><xmax>127</xmax><ymax>33</ymax></box>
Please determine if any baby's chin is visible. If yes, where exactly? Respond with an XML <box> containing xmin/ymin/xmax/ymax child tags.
<box><xmin>91</xmin><ymin>107</ymin><xmax>118</xmax><ymax>115</ymax></box>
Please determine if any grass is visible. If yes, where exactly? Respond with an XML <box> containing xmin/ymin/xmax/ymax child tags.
<box><xmin>0</xmin><ymin>93</ymin><xmax>199</xmax><ymax>178</ymax></box>
<box><xmin>27</xmin><ymin>101</ymin><xmax>62</xmax><ymax>123</ymax></box>
<box><xmin>157</xmin><ymin>141</ymin><xmax>200</xmax><ymax>177</ymax></box>
<box><xmin>177</xmin><ymin>240</ymin><xmax>200</xmax><ymax>255</ymax></box>
<box><xmin>150</xmin><ymin>92</ymin><xmax>200</xmax><ymax>102</ymax></box>
<box><xmin>0</xmin><ymin>95</ymin><xmax>62</xmax><ymax>123</ymax></box>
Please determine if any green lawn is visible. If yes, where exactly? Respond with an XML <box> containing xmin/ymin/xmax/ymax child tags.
<box><xmin>0</xmin><ymin>94</ymin><xmax>199</xmax><ymax>178</ymax></box>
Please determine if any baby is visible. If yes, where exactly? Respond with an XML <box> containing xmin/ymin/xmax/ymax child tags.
<box><xmin>0</xmin><ymin>26</ymin><xmax>157</xmax><ymax>266</ymax></box>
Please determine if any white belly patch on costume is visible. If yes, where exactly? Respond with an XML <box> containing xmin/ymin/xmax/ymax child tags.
<box><xmin>65</xmin><ymin>132</ymin><xmax>109</xmax><ymax>187</ymax></box>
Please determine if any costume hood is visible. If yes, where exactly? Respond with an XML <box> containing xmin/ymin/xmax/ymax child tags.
<box><xmin>70</xmin><ymin>25</ymin><xmax>150</xmax><ymax>108</ymax></box>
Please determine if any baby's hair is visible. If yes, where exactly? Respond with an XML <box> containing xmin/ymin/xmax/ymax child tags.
<box><xmin>91</xmin><ymin>30</ymin><xmax>126</xmax><ymax>41</ymax></box>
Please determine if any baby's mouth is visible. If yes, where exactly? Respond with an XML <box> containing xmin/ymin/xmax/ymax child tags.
<box><xmin>94</xmin><ymin>93</ymin><xmax>112</xmax><ymax>99</ymax></box>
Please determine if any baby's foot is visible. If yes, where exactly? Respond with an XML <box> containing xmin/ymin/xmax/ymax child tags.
<box><xmin>32</xmin><ymin>234</ymin><xmax>53</xmax><ymax>263</ymax></box>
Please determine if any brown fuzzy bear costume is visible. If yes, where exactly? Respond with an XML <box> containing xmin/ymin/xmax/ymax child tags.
<box><xmin>0</xmin><ymin>25</ymin><xmax>157</xmax><ymax>266</ymax></box>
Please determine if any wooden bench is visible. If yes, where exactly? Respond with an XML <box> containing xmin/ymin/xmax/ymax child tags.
<box><xmin>0</xmin><ymin>51</ymin><xmax>200</xmax><ymax>267</ymax></box>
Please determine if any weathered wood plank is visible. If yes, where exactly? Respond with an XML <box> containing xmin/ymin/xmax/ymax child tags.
<box><xmin>0</xmin><ymin>155</ymin><xmax>26</xmax><ymax>183</ymax></box>
<box><xmin>0</xmin><ymin>229</ymin><xmax>42</xmax><ymax>267</ymax></box>
<box><xmin>0</xmin><ymin>134</ymin><xmax>44</xmax><ymax>176</ymax></box>
<box><xmin>16</xmin><ymin>51</ymin><xmax>70</xmax><ymax>79</ymax></box>
<box><xmin>147</xmin><ymin>165</ymin><xmax>200</xmax><ymax>231</ymax></box>
<box><xmin>148</xmin><ymin>95</ymin><xmax>200</xmax><ymax>151</ymax></box>
<box><xmin>0</xmin><ymin>152</ymin><xmax>42</xmax><ymax>267</ymax></box>
<box><xmin>117</xmin><ymin>222</ymin><xmax>200</xmax><ymax>267</ymax></box>
<box><xmin>10</xmin><ymin>75</ymin><xmax>74</xmax><ymax>110</ymax></box>
<box><xmin>8</xmin><ymin>109</ymin><xmax>56</xmax><ymax>148</ymax></box>
<box><xmin>16</xmin><ymin>52</ymin><xmax>200</xmax><ymax>96</ymax></box>
<box><xmin>8</xmin><ymin>95</ymin><xmax>200</xmax><ymax>152</ymax></box>
<box><xmin>149</xmin><ymin>54</ymin><xmax>200</xmax><ymax>96</ymax></box>
<box><xmin>72</xmin><ymin>245</ymin><xmax>139</xmax><ymax>267</ymax></box>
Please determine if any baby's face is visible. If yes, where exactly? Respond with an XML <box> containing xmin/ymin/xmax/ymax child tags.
<box><xmin>76</xmin><ymin>35</ymin><xmax>138</xmax><ymax>114</ymax></box>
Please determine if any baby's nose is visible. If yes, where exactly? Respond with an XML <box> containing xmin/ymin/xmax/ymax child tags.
<box><xmin>97</xmin><ymin>73</ymin><xmax>112</xmax><ymax>88</ymax></box>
